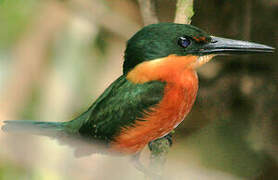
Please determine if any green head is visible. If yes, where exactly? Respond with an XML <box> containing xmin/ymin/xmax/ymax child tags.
<box><xmin>123</xmin><ymin>23</ymin><xmax>274</xmax><ymax>74</ymax></box>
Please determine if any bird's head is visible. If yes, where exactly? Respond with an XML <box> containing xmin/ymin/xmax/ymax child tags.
<box><xmin>124</xmin><ymin>23</ymin><xmax>274</xmax><ymax>82</ymax></box>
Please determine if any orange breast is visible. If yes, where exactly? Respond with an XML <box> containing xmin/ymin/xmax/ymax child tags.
<box><xmin>111</xmin><ymin>63</ymin><xmax>198</xmax><ymax>154</ymax></box>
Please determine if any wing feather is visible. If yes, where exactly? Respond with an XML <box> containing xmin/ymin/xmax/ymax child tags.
<box><xmin>78</xmin><ymin>75</ymin><xmax>165</xmax><ymax>142</ymax></box>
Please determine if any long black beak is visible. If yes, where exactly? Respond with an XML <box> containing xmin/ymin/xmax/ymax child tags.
<box><xmin>199</xmin><ymin>36</ymin><xmax>275</xmax><ymax>55</ymax></box>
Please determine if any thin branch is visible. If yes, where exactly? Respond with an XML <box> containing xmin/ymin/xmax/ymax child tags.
<box><xmin>137</xmin><ymin>0</ymin><xmax>158</xmax><ymax>25</ymax></box>
<box><xmin>174</xmin><ymin>0</ymin><xmax>194</xmax><ymax>24</ymax></box>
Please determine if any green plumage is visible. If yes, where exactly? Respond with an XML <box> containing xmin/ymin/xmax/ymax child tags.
<box><xmin>123</xmin><ymin>23</ymin><xmax>211</xmax><ymax>74</ymax></box>
<box><xmin>2</xmin><ymin>120</ymin><xmax>65</xmax><ymax>137</ymax></box>
<box><xmin>78</xmin><ymin>75</ymin><xmax>165</xmax><ymax>142</ymax></box>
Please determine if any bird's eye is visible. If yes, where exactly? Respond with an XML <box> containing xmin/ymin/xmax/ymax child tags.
<box><xmin>178</xmin><ymin>37</ymin><xmax>191</xmax><ymax>48</ymax></box>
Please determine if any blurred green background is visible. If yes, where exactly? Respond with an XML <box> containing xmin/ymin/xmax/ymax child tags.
<box><xmin>0</xmin><ymin>0</ymin><xmax>277</xmax><ymax>179</ymax></box>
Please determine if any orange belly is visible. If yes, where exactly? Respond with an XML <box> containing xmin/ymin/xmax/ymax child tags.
<box><xmin>111</xmin><ymin>70</ymin><xmax>198</xmax><ymax>154</ymax></box>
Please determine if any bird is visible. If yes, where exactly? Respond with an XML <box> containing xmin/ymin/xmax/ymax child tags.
<box><xmin>2</xmin><ymin>23</ymin><xmax>274</xmax><ymax>158</ymax></box>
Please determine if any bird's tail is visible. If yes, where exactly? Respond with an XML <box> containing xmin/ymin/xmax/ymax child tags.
<box><xmin>2</xmin><ymin>119</ymin><xmax>108</xmax><ymax>157</ymax></box>
<box><xmin>1</xmin><ymin>120</ymin><xmax>66</xmax><ymax>137</ymax></box>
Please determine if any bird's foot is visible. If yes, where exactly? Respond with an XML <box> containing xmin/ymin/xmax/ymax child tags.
<box><xmin>148</xmin><ymin>133</ymin><xmax>173</xmax><ymax>151</ymax></box>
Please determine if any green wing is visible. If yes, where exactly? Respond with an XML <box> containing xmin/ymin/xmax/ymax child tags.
<box><xmin>77</xmin><ymin>75</ymin><xmax>165</xmax><ymax>143</ymax></box>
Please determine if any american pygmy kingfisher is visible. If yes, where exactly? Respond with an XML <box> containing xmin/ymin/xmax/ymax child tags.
<box><xmin>2</xmin><ymin>23</ymin><xmax>274</xmax><ymax>156</ymax></box>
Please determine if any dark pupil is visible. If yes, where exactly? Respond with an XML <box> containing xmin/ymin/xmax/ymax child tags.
<box><xmin>178</xmin><ymin>37</ymin><xmax>190</xmax><ymax>48</ymax></box>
